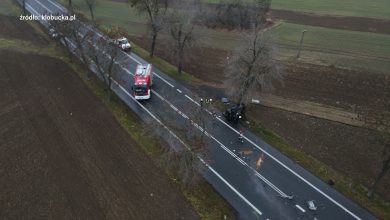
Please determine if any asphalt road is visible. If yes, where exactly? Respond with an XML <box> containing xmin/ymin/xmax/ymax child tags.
<box><xmin>17</xmin><ymin>0</ymin><xmax>378</xmax><ymax>219</ymax></box>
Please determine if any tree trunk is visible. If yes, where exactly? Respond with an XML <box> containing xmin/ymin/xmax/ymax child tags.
<box><xmin>22</xmin><ymin>0</ymin><xmax>26</xmax><ymax>15</ymax></box>
<box><xmin>68</xmin><ymin>0</ymin><xmax>72</xmax><ymax>7</ymax></box>
<box><xmin>177</xmin><ymin>50</ymin><xmax>183</xmax><ymax>74</ymax></box>
<box><xmin>63</xmin><ymin>37</ymin><xmax>72</xmax><ymax>61</ymax></box>
<box><xmin>237</xmin><ymin>66</ymin><xmax>253</xmax><ymax>105</ymax></box>
<box><xmin>150</xmin><ymin>32</ymin><xmax>157</xmax><ymax>57</ymax></box>
<box><xmin>89</xmin><ymin>6</ymin><xmax>94</xmax><ymax>21</ymax></box>
<box><xmin>80</xmin><ymin>50</ymin><xmax>90</xmax><ymax>78</ymax></box>
<box><xmin>107</xmin><ymin>77</ymin><xmax>112</xmax><ymax>101</ymax></box>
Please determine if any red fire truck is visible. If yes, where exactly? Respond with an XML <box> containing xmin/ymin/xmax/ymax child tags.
<box><xmin>133</xmin><ymin>64</ymin><xmax>153</xmax><ymax>100</ymax></box>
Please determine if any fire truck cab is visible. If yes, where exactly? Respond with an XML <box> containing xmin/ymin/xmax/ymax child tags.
<box><xmin>133</xmin><ymin>64</ymin><xmax>153</xmax><ymax>100</ymax></box>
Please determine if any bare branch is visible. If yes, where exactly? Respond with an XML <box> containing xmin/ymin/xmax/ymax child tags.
<box><xmin>128</xmin><ymin>0</ymin><xmax>169</xmax><ymax>57</ymax></box>
<box><xmin>165</xmin><ymin>0</ymin><xmax>198</xmax><ymax>74</ymax></box>
<box><xmin>224</xmin><ymin>26</ymin><xmax>282</xmax><ymax>105</ymax></box>
<box><xmin>84</xmin><ymin>0</ymin><xmax>97</xmax><ymax>21</ymax></box>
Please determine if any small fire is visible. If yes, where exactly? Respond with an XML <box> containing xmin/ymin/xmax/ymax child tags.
<box><xmin>256</xmin><ymin>153</ymin><xmax>265</xmax><ymax>170</ymax></box>
<box><xmin>240</xmin><ymin>149</ymin><xmax>253</xmax><ymax>156</ymax></box>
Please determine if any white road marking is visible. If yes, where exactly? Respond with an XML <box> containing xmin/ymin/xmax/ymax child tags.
<box><xmin>205</xmin><ymin>161</ymin><xmax>263</xmax><ymax>216</ymax></box>
<box><xmin>295</xmin><ymin>204</ymin><xmax>306</xmax><ymax>213</ymax></box>
<box><xmin>26</xmin><ymin>3</ymin><xmax>42</xmax><ymax>18</ymax></box>
<box><xmin>170</xmin><ymin>104</ymin><xmax>178</xmax><ymax>112</ymax></box>
<box><xmin>125</xmin><ymin>52</ymin><xmax>142</xmax><ymax>64</ymax></box>
<box><xmin>176</xmin><ymin>89</ymin><xmax>182</xmax><ymax>93</ymax></box>
<box><xmin>33</xmin><ymin>0</ymin><xmax>53</xmax><ymax>13</ymax></box>
<box><xmin>185</xmin><ymin>94</ymin><xmax>200</xmax><ymax>106</ymax></box>
<box><xmin>153</xmin><ymin>72</ymin><xmax>174</xmax><ymax>88</ymax></box>
<box><xmin>45</xmin><ymin>0</ymin><xmax>66</xmax><ymax>12</ymax></box>
<box><xmin>255</xmin><ymin>173</ymin><xmax>287</xmax><ymax>198</ymax></box>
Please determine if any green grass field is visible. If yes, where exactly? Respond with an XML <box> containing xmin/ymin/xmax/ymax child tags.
<box><xmin>204</xmin><ymin>0</ymin><xmax>390</xmax><ymax>20</ymax></box>
<box><xmin>65</xmin><ymin>0</ymin><xmax>148</xmax><ymax>36</ymax></box>
<box><xmin>270</xmin><ymin>22</ymin><xmax>390</xmax><ymax>72</ymax></box>
<box><xmin>272</xmin><ymin>23</ymin><xmax>390</xmax><ymax>58</ymax></box>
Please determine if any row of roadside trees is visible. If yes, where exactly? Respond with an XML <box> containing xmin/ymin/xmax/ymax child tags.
<box><xmin>62</xmin><ymin>0</ymin><xmax>276</xmax><ymax>106</ymax></box>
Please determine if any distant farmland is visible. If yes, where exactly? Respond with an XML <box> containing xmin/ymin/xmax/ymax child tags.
<box><xmin>203</xmin><ymin>0</ymin><xmax>390</xmax><ymax>19</ymax></box>
<box><xmin>63</xmin><ymin>0</ymin><xmax>390</xmax><ymax>73</ymax></box>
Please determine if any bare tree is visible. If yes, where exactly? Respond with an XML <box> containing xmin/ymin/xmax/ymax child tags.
<box><xmin>84</xmin><ymin>0</ymin><xmax>97</xmax><ymax>21</ymax></box>
<box><xmin>166</xmin><ymin>0</ymin><xmax>197</xmax><ymax>74</ymax></box>
<box><xmin>50</xmin><ymin>20</ymin><xmax>73</xmax><ymax>60</ymax></box>
<box><xmin>74</xmin><ymin>26</ymin><xmax>93</xmax><ymax>72</ymax></box>
<box><xmin>91</xmin><ymin>38</ymin><xmax>119</xmax><ymax>101</ymax></box>
<box><xmin>253</xmin><ymin>0</ymin><xmax>272</xmax><ymax>27</ymax></box>
<box><xmin>128</xmin><ymin>0</ymin><xmax>169</xmax><ymax>57</ymax></box>
<box><xmin>145</xmin><ymin>92</ymin><xmax>210</xmax><ymax>187</ymax></box>
<box><xmin>172</xmin><ymin>118</ymin><xmax>209</xmax><ymax>187</ymax></box>
<box><xmin>88</xmin><ymin>30</ymin><xmax>121</xmax><ymax>101</ymax></box>
<box><xmin>49</xmin><ymin>19</ymin><xmax>94</xmax><ymax>78</ymax></box>
<box><xmin>224</xmin><ymin>26</ymin><xmax>282</xmax><ymax>105</ymax></box>
<box><xmin>60</xmin><ymin>21</ymin><xmax>94</xmax><ymax>77</ymax></box>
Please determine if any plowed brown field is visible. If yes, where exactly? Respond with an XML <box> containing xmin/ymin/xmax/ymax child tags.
<box><xmin>0</xmin><ymin>42</ymin><xmax>198</xmax><ymax>220</ymax></box>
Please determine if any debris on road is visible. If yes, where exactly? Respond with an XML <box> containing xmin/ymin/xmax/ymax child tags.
<box><xmin>307</xmin><ymin>200</ymin><xmax>317</xmax><ymax>211</ymax></box>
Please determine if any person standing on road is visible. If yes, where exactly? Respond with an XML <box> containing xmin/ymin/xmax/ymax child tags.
<box><xmin>238</xmin><ymin>129</ymin><xmax>244</xmax><ymax>143</ymax></box>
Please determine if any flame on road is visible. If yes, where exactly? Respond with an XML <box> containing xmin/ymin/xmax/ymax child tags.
<box><xmin>240</xmin><ymin>149</ymin><xmax>253</xmax><ymax>156</ymax></box>
<box><xmin>256</xmin><ymin>153</ymin><xmax>265</xmax><ymax>170</ymax></box>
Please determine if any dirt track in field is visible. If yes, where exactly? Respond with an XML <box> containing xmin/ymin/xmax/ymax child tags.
<box><xmin>0</xmin><ymin>49</ymin><xmax>199</xmax><ymax>219</ymax></box>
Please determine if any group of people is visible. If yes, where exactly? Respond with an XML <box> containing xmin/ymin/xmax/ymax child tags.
<box><xmin>199</xmin><ymin>98</ymin><xmax>213</xmax><ymax>107</ymax></box>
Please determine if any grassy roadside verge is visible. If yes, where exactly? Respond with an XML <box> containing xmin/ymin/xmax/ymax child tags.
<box><xmin>246</xmin><ymin>118</ymin><xmax>390</xmax><ymax>219</ymax></box>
